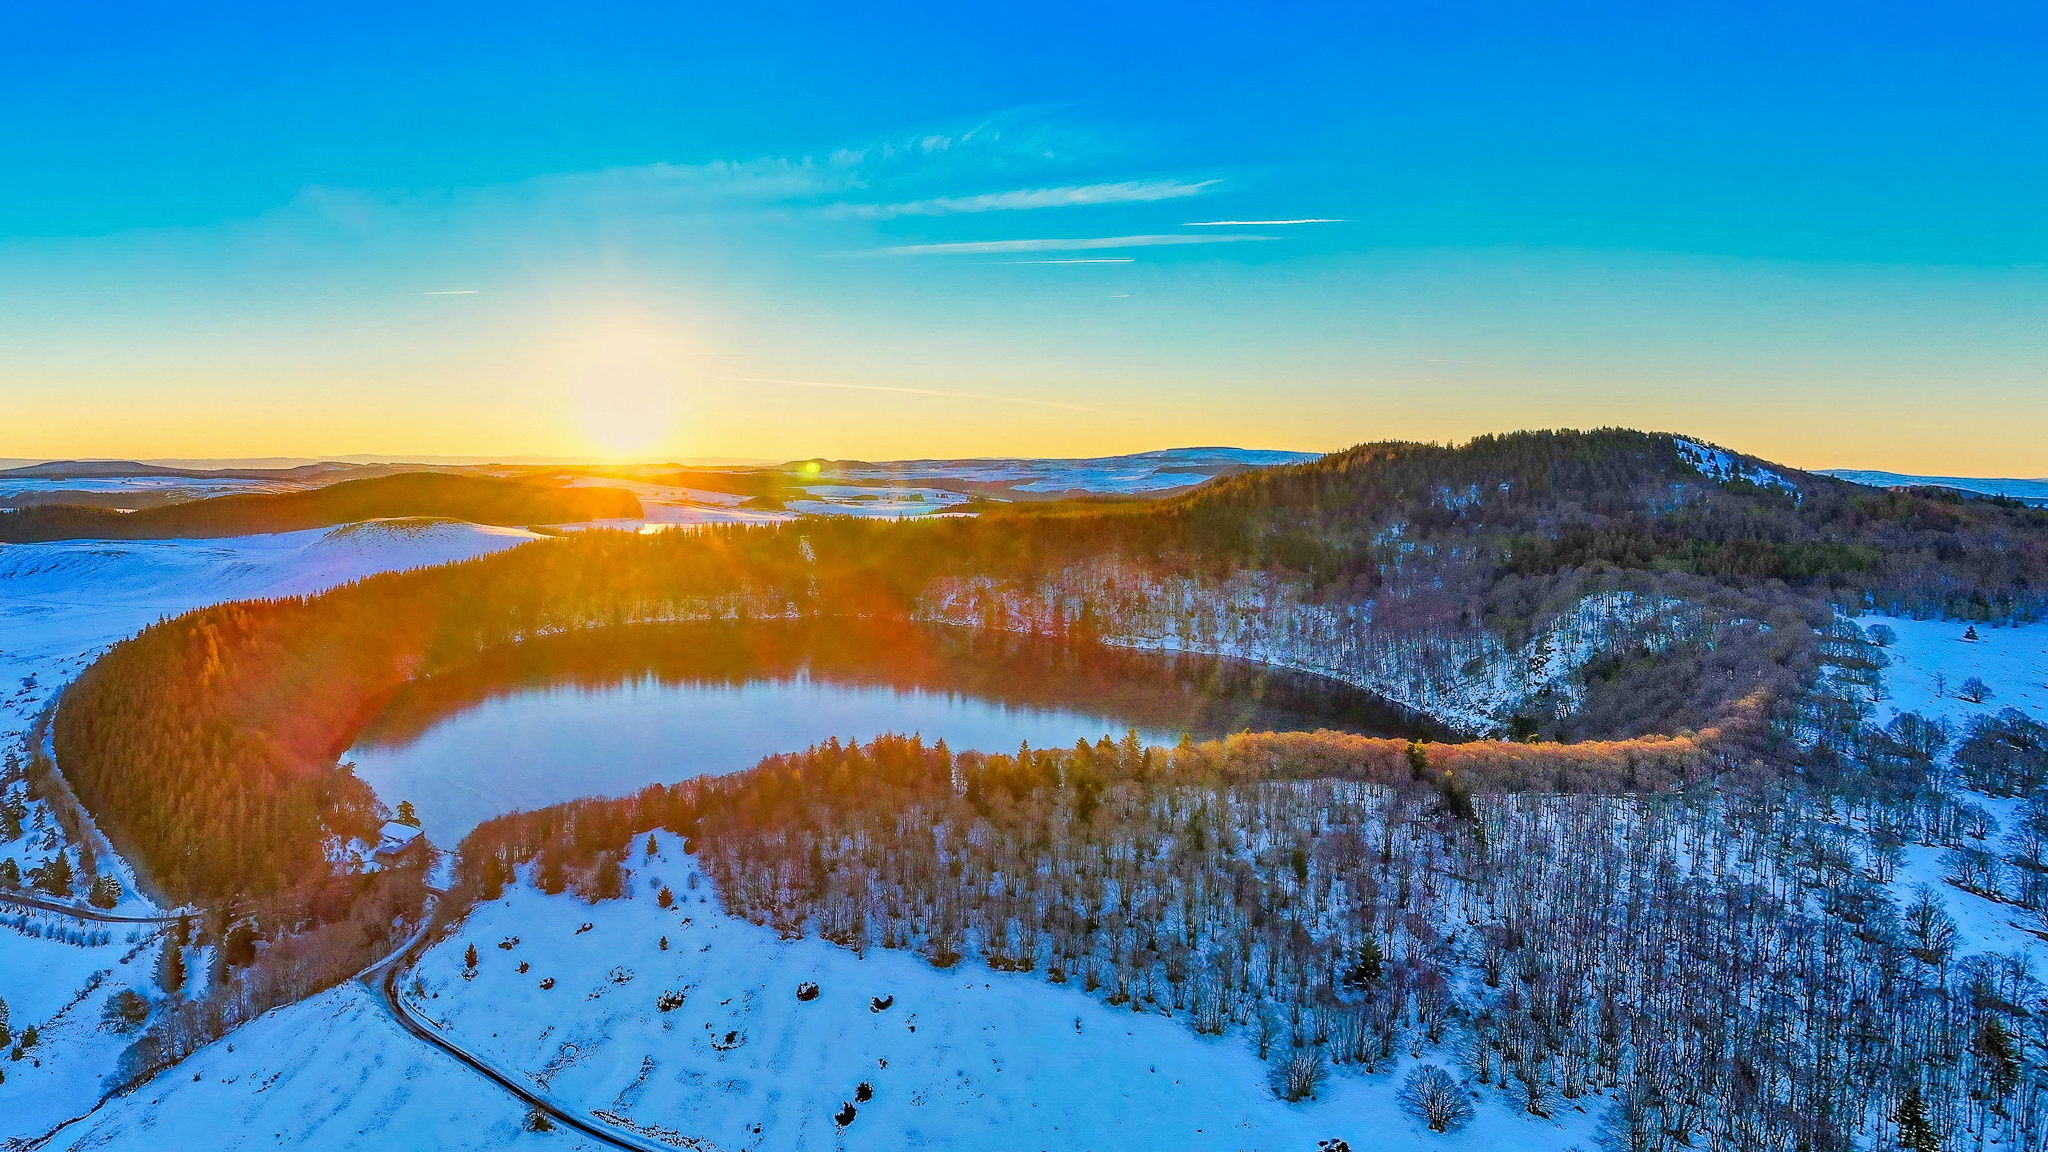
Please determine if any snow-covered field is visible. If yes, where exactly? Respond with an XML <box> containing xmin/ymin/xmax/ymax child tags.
<box><xmin>56</xmin><ymin>833</ymin><xmax>1600</xmax><ymax>1152</ymax></box>
<box><xmin>1862</xmin><ymin>613</ymin><xmax>2048</xmax><ymax>730</ymax></box>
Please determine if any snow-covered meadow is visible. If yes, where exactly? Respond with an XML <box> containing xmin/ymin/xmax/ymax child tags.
<box><xmin>56</xmin><ymin>833</ymin><xmax>1601</xmax><ymax>1152</ymax></box>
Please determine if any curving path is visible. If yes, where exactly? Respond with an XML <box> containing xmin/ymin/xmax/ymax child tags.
<box><xmin>361</xmin><ymin>895</ymin><xmax>683</xmax><ymax>1152</ymax></box>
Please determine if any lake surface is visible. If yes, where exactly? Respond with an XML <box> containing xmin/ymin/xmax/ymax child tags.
<box><xmin>346</xmin><ymin>621</ymin><xmax>1422</xmax><ymax>846</ymax></box>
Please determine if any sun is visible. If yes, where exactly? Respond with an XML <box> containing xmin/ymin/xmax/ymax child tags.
<box><xmin>558</xmin><ymin>314</ymin><xmax>689</xmax><ymax>459</ymax></box>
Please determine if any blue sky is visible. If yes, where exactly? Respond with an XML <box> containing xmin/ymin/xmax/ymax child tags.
<box><xmin>3</xmin><ymin>0</ymin><xmax>2044</xmax><ymax>469</ymax></box>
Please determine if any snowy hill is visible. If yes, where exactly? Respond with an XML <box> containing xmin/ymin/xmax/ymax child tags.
<box><xmin>1821</xmin><ymin>469</ymin><xmax>2048</xmax><ymax>506</ymax></box>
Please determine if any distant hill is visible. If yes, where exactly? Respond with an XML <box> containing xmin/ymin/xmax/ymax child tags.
<box><xmin>0</xmin><ymin>473</ymin><xmax>640</xmax><ymax>542</ymax></box>
<box><xmin>1820</xmin><ymin>468</ymin><xmax>2048</xmax><ymax>507</ymax></box>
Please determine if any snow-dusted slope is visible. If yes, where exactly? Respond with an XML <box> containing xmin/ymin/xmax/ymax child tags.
<box><xmin>58</xmin><ymin>832</ymin><xmax>1597</xmax><ymax>1152</ymax></box>
<box><xmin>47</xmin><ymin>980</ymin><xmax>609</xmax><ymax>1152</ymax></box>
<box><xmin>1822</xmin><ymin>470</ymin><xmax>2048</xmax><ymax>507</ymax></box>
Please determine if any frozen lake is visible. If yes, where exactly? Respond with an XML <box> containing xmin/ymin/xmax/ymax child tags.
<box><xmin>345</xmin><ymin>621</ymin><xmax>1417</xmax><ymax>845</ymax></box>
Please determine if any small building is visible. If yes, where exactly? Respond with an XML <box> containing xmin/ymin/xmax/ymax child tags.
<box><xmin>372</xmin><ymin>821</ymin><xmax>428</xmax><ymax>870</ymax></box>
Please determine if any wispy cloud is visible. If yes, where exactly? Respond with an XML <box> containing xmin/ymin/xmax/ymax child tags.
<box><xmin>989</xmin><ymin>257</ymin><xmax>1136</xmax><ymax>264</ymax></box>
<box><xmin>1183</xmin><ymin>218</ymin><xmax>1344</xmax><ymax>226</ymax></box>
<box><xmin>851</xmin><ymin>233</ymin><xmax>1274</xmax><ymax>257</ymax></box>
<box><xmin>419</xmin><ymin>289</ymin><xmax>479</xmax><ymax>295</ymax></box>
<box><xmin>830</xmin><ymin>179</ymin><xmax>1216</xmax><ymax>220</ymax></box>
<box><xmin>711</xmin><ymin>375</ymin><xmax>1099</xmax><ymax>413</ymax></box>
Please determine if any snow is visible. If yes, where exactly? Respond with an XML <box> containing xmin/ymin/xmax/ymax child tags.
<box><xmin>47</xmin><ymin>981</ymin><xmax>610</xmax><ymax>1152</ymax></box>
<box><xmin>0</xmin><ymin>916</ymin><xmax>138</xmax><ymax>1137</ymax></box>
<box><xmin>1673</xmin><ymin>438</ymin><xmax>1798</xmax><ymax>495</ymax></box>
<box><xmin>0</xmin><ymin>475</ymin><xmax>276</xmax><ymax>501</ymax></box>
<box><xmin>62</xmin><ymin>831</ymin><xmax>1592</xmax><ymax>1152</ymax></box>
<box><xmin>1822</xmin><ymin>469</ymin><xmax>2048</xmax><ymax>507</ymax></box>
<box><xmin>1860</xmin><ymin>614</ymin><xmax>2048</xmax><ymax>730</ymax></box>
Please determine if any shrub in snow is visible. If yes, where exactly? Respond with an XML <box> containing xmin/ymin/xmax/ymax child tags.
<box><xmin>833</xmin><ymin>1102</ymin><xmax>857</xmax><ymax>1127</ymax></box>
<box><xmin>659</xmin><ymin>935</ymin><xmax>669</xmax><ymax>950</ymax></box>
<box><xmin>657</xmin><ymin>989</ymin><xmax>686</xmax><ymax>1012</ymax></box>
<box><xmin>711</xmin><ymin>1028</ymin><xmax>744</xmax><ymax>1051</ymax></box>
<box><xmin>855</xmin><ymin>1081</ymin><xmax>873</xmax><ymax>1102</ymax></box>
<box><xmin>517</xmin><ymin>961</ymin><xmax>529</xmax><ymax>974</ymax></box>
<box><xmin>575</xmin><ymin>922</ymin><xmax>593</xmax><ymax>935</ymax></box>
<box><xmin>608</xmin><ymin>966</ymin><xmax>634</xmax><ymax>985</ymax></box>
<box><xmin>1270</xmin><ymin>1046</ymin><xmax>1328</xmax><ymax>1101</ymax></box>
<box><xmin>524</xmin><ymin>1104</ymin><xmax>554</xmax><ymax>1132</ymax></box>
<box><xmin>869</xmin><ymin>994</ymin><xmax>893</xmax><ymax>1012</ymax></box>
<box><xmin>539</xmin><ymin>977</ymin><xmax>555</xmax><ymax>990</ymax></box>
<box><xmin>1398</xmin><ymin>1064</ymin><xmax>1474</xmax><ymax>1132</ymax></box>
<box><xmin>497</xmin><ymin>936</ymin><xmax>519</xmax><ymax>950</ymax></box>
<box><xmin>103</xmin><ymin>987</ymin><xmax>150</xmax><ymax>1032</ymax></box>
<box><xmin>796</xmin><ymin>981</ymin><xmax>820</xmax><ymax>1002</ymax></box>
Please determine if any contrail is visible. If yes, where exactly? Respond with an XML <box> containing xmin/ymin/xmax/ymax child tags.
<box><xmin>710</xmin><ymin>375</ymin><xmax>1099</xmax><ymax>413</ymax></box>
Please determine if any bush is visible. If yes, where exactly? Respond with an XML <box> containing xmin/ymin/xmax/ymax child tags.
<box><xmin>1866</xmin><ymin>623</ymin><xmax>1897</xmax><ymax>647</ymax></box>
<box><xmin>103</xmin><ymin>988</ymin><xmax>150</xmax><ymax>1032</ymax></box>
<box><xmin>1271</xmin><ymin>1047</ymin><xmax>1328</xmax><ymax>1101</ymax></box>
<box><xmin>1398</xmin><ymin>1064</ymin><xmax>1474</xmax><ymax>1132</ymax></box>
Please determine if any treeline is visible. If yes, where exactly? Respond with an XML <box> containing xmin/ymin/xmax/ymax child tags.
<box><xmin>453</xmin><ymin>720</ymin><xmax>2038</xmax><ymax>1150</ymax></box>
<box><xmin>0</xmin><ymin>472</ymin><xmax>640</xmax><ymax>541</ymax></box>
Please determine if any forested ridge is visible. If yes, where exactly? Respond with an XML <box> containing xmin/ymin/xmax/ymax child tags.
<box><xmin>48</xmin><ymin>430</ymin><xmax>2048</xmax><ymax>913</ymax></box>
<box><xmin>0</xmin><ymin>472</ymin><xmax>640</xmax><ymax>541</ymax></box>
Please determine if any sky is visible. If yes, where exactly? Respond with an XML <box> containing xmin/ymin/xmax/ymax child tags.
<box><xmin>2</xmin><ymin>1</ymin><xmax>2044</xmax><ymax>473</ymax></box>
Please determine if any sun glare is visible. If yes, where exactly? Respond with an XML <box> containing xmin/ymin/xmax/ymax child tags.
<box><xmin>559</xmin><ymin>317</ymin><xmax>689</xmax><ymax>459</ymax></box>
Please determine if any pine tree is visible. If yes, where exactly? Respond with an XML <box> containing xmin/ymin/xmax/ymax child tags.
<box><xmin>88</xmin><ymin>874</ymin><xmax>122</xmax><ymax>909</ymax></box>
<box><xmin>160</xmin><ymin>939</ymin><xmax>187</xmax><ymax>995</ymax></box>
<box><xmin>480</xmin><ymin>853</ymin><xmax>506</xmax><ymax>901</ymax></box>
<box><xmin>394</xmin><ymin>800</ymin><xmax>419</xmax><ymax>826</ymax></box>
<box><xmin>644</xmin><ymin>833</ymin><xmax>658</xmax><ymax>860</ymax></box>
<box><xmin>1895</xmin><ymin>1084</ymin><xmax>1939</xmax><ymax>1151</ymax></box>
<box><xmin>594</xmin><ymin>853</ymin><xmax>623</xmax><ymax>901</ymax></box>
<box><xmin>38</xmin><ymin>851</ymin><xmax>72</xmax><ymax>897</ymax></box>
<box><xmin>1975</xmin><ymin>1017</ymin><xmax>2020</xmax><ymax>1101</ymax></box>
<box><xmin>463</xmin><ymin>943</ymin><xmax>479</xmax><ymax>970</ymax></box>
<box><xmin>1406</xmin><ymin>740</ymin><xmax>1430</xmax><ymax>780</ymax></box>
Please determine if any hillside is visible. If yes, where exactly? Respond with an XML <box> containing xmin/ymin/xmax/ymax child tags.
<box><xmin>0</xmin><ymin>473</ymin><xmax>641</xmax><ymax>541</ymax></box>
